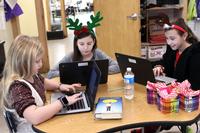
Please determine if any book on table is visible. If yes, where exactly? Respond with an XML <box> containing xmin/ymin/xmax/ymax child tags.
<box><xmin>94</xmin><ymin>97</ymin><xmax>122</xmax><ymax>119</ymax></box>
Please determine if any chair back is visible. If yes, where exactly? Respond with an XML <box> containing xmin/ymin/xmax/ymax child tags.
<box><xmin>0</xmin><ymin>41</ymin><xmax>6</xmax><ymax>79</ymax></box>
<box><xmin>3</xmin><ymin>111</ymin><xmax>17</xmax><ymax>133</ymax></box>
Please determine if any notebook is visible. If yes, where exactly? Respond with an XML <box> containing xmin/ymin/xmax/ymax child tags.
<box><xmin>59</xmin><ymin>59</ymin><xmax>108</xmax><ymax>86</ymax></box>
<box><xmin>115</xmin><ymin>53</ymin><xmax>176</xmax><ymax>85</ymax></box>
<box><xmin>51</xmin><ymin>61</ymin><xmax>101</xmax><ymax>115</ymax></box>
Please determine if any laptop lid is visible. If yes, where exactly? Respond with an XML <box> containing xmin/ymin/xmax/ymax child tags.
<box><xmin>95</xmin><ymin>59</ymin><xmax>108</xmax><ymax>84</ymax></box>
<box><xmin>115</xmin><ymin>53</ymin><xmax>156</xmax><ymax>85</ymax></box>
<box><xmin>85</xmin><ymin>61</ymin><xmax>101</xmax><ymax>110</ymax></box>
<box><xmin>59</xmin><ymin>59</ymin><xmax>108</xmax><ymax>85</ymax></box>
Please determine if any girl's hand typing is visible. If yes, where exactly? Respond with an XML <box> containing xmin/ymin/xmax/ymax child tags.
<box><xmin>153</xmin><ymin>65</ymin><xmax>165</xmax><ymax>76</ymax></box>
<box><xmin>66</xmin><ymin>92</ymin><xmax>83</xmax><ymax>105</ymax></box>
<box><xmin>59</xmin><ymin>83</ymin><xmax>81</xmax><ymax>93</ymax></box>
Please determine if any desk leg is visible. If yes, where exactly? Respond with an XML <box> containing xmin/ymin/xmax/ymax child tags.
<box><xmin>180</xmin><ymin>126</ymin><xmax>186</xmax><ymax>133</ymax></box>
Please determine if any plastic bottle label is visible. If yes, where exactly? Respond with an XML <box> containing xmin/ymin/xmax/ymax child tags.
<box><xmin>124</xmin><ymin>75</ymin><xmax>134</xmax><ymax>84</ymax></box>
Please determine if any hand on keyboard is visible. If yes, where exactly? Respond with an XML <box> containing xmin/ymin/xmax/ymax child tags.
<box><xmin>153</xmin><ymin>65</ymin><xmax>165</xmax><ymax>76</ymax></box>
<box><xmin>66</xmin><ymin>92</ymin><xmax>83</xmax><ymax>105</ymax></box>
<box><xmin>75</xmin><ymin>86</ymin><xmax>86</xmax><ymax>92</ymax></box>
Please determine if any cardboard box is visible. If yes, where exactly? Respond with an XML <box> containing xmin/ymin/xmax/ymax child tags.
<box><xmin>141</xmin><ymin>45</ymin><xmax>147</xmax><ymax>59</ymax></box>
<box><xmin>148</xmin><ymin>45</ymin><xmax>166</xmax><ymax>59</ymax></box>
<box><xmin>141</xmin><ymin>43</ymin><xmax>167</xmax><ymax>60</ymax></box>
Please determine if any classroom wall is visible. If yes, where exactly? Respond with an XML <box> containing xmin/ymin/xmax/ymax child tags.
<box><xmin>0</xmin><ymin>21</ymin><xmax>14</xmax><ymax>55</ymax></box>
<box><xmin>188</xmin><ymin>20</ymin><xmax>200</xmax><ymax>40</ymax></box>
<box><xmin>43</xmin><ymin>0</ymin><xmax>48</xmax><ymax>31</ymax></box>
<box><xmin>18</xmin><ymin>0</ymin><xmax>38</xmax><ymax>36</ymax></box>
<box><xmin>1</xmin><ymin>0</ymin><xmax>200</xmax><ymax>54</ymax></box>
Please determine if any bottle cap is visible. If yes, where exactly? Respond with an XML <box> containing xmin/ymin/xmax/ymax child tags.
<box><xmin>127</xmin><ymin>67</ymin><xmax>132</xmax><ymax>71</ymax></box>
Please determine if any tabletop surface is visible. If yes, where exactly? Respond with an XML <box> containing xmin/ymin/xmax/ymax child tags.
<box><xmin>34</xmin><ymin>74</ymin><xmax>200</xmax><ymax>133</ymax></box>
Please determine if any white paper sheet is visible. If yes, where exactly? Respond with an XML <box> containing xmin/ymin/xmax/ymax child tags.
<box><xmin>5</xmin><ymin>0</ymin><xmax>17</xmax><ymax>9</ymax></box>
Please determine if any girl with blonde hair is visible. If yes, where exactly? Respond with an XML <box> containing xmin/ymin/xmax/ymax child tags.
<box><xmin>1</xmin><ymin>35</ymin><xmax>83</xmax><ymax>132</ymax></box>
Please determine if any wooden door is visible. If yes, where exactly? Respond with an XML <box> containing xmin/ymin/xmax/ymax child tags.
<box><xmin>94</xmin><ymin>0</ymin><xmax>141</xmax><ymax>59</ymax></box>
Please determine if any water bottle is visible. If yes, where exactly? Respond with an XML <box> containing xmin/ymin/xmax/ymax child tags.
<box><xmin>124</xmin><ymin>67</ymin><xmax>134</xmax><ymax>100</ymax></box>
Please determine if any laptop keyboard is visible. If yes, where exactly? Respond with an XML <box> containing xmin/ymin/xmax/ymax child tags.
<box><xmin>51</xmin><ymin>92</ymin><xmax>90</xmax><ymax>114</ymax></box>
<box><xmin>155</xmin><ymin>76</ymin><xmax>177</xmax><ymax>84</ymax></box>
<box><xmin>67</xmin><ymin>98</ymin><xmax>86</xmax><ymax>110</ymax></box>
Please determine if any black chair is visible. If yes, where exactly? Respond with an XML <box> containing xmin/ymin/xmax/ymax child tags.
<box><xmin>0</xmin><ymin>40</ymin><xmax>6</xmax><ymax>79</ymax></box>
<box><xmin>3</xmin><ymin>110</ymin><xmax>46</xmax><ymax>133</ymax></box>
<box><xmin>3</xmin><ymin>111</ymin><xmax>17</xmax><ymax>133</ymax></box>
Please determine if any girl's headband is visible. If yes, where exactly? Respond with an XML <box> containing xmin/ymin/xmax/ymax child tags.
<box><xmin>66</xmin><ymin>11</ymin><xmax>103</xmax><ymax>36</ymax></box>
<box><xmin>163</xmin><ymin>23</ymin><xmax>187</xmax><ymax>33</ymax></box>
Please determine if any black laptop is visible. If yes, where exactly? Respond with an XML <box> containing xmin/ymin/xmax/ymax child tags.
<box><xmin>51</xmin><ymin>61</ymin><xmax>101</xmax><ymax>115</ymax></box>
<box><xmin>115</xmin><ymin>53</ymin><xmax>176</xmax><ymax>85</ymax></box>
<box><xmin>59</xmin><ymin>59</ymin><xmax>108</xmax><ymax>85</ymax></box>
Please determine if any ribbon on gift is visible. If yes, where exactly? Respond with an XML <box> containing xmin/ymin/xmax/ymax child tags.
<box><xmin>146</xmin><ymin>81</ymin><xmax>167</xmax><ymax>91</ymax></box>
<box><xmin>176</xmin><ymin>80</ymin><xmax>191</xmax><ymax>90</ymax></box>
<box><xmin>170</xmin><ymin>81</ymin><xmax>180</xmax><ymax>88</ymax></box>
<box><xmin>146</xmin><ymin>81</ymin><xmax>157</xmax><ymax>90</ymax></box>
<box><xmin>179</xmin><ymin>88</ymin><xmax>200</xmax><ymax>97</ymax></box>
<box><xmin>158</xmin><ymin>87</ymin><xmax>178</xmax><ymax>99</ymax></box>
<box><xmin>175</xmin><ymin>80</ymin><xmax>200</xmax><ymax>97</ymax></box>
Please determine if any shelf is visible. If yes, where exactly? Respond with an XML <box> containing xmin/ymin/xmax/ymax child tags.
<box><xmin>141</xmin><ymin>42</ymin><xmax>166</xmax><ymax>46</ymax></box>
<box><xmin>140</xmin><ymin>0</ymin><xmax>188</xmax><ymax>60</ymax></box>
<box><xmin>147</xmin><ymin>5</ymin><xmax>183</xmax><ymax>11</ymax></box>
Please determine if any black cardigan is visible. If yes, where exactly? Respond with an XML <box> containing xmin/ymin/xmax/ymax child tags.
<box><xmin>161</xmin><ymin>42</ymin><xmax>200</xmax><ymax>90</ymax></box>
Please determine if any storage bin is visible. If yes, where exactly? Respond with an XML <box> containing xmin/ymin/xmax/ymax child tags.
<box><xmin>157</xmin><ymin>94</ymin><xmax>179</xmax><ymax>113</ymax></box>
<box><xmin>146</xmin><ymin>89</ymin><xmax>157</xmax><ymax>104</ymax></box>
<box><xmin>179</xmin><ymin>94</ymin><xmax>199</xmax><ymax>112</ymax></box>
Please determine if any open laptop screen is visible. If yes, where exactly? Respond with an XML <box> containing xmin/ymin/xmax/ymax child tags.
<box><xmin>51</xmin><ymin>61</ymin><xmax>101</xmax><ymax>115</ymax></box>
<box><xmin>86</xmin><ymin>62</ymin><xmax>101</xmax><ymax>109</ymax></box>
<box><xmin>115</xmin><ymin>53</ymin><xmax>156</xmax><ymax>85</ymax></box>
<box><xmin>59</xmin><ymin>59</ymin><xmax>108</xmax><ymax>86</ymax></box>
<box><xmin>115</xmin><ymin>53</ymin><xmax>176</xmax><ymax>85</ymax></box>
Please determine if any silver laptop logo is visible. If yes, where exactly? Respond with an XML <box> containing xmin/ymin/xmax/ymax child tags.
<box><xmin>128</xmin><ymin>58</ymin><xmax>136</xmax><ymax>64</ymax></box>
<box><xmin>78</xmin><ymin>62</ymin><xmax>89</xmax><ymax>66</ymax></box>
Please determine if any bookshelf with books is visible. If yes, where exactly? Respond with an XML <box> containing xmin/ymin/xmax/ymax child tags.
<box><xmin>140</xmin><ymin>0</ymin><xmax>188</xmax><ymax>61</ymax></box>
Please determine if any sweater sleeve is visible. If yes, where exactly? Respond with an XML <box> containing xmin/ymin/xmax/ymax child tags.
<box><xmin>94</xmin><ymin>49</ymin><xmax>120</xmax><ymax>74</ymax></box>
<box><xmin>188</xmin><ymin>50</ymin><xmax>200</xmax><ymax>90</ymax></box>
<box><xmin>47</xmin><ymin>53</ymin><xmax>73</xmax><ymax>79</ymax></box>
<box><xmin>9</xmin><ymin>81</ymin><xmax>36</xmax><ymax>117</ymax></box>
<box><xmin>162</xmin><ymin>45</ymin><xmax>176</xmax><ymax>77</ymax></box>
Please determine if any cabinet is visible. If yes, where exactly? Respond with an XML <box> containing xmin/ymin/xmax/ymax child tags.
<box><xmin>140</xmin><ymin>0</ymin><xmax>188</xmax><ymax>61</ymax></box>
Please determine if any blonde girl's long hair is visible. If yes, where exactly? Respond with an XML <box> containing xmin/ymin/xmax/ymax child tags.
<box><xmin>0</xmin><ymin>35</ymin><xmax>44</xmax><ymax>107</ymax></box>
